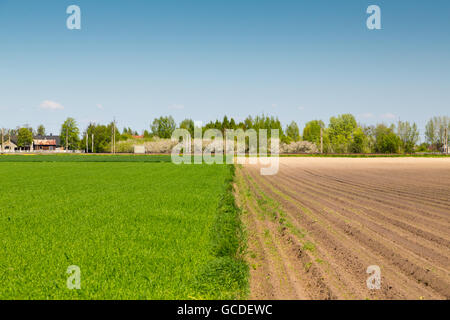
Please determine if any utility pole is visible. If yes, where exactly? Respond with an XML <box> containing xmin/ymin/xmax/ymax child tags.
<box><xmin>320</xmin><ymin>127</ymin><xmax>323</xmax><ymax>154</ymax></box>
<box><xmin>445</xmin><ymin>127</ymin><xmax>448</xmax><ymax>154</ymax></box>
<box><xmin>1</xmin><ymin>128</ymin><xmax>3</xmax><ymax>153</ymax></box>
<box><xmin>86</xmin><ymin>132</ymin><xmax>88</xmax><ymax>153</ymax></box>
<box><xmin>111</xmin><ymin>124</ymin><xmax>113</xmax><ymax>154</ymax></box>
<box><xmin>92</xmin><ymin>133</ymin><xmax>94</xmax><ymax>154</ymax></box>
<box><xmin>66</xmin><ymin>127</ymin><xmax>69</xmax><ymax>152</ymax></box>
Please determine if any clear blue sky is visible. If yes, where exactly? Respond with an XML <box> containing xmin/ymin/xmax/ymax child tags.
<box><xmin>0</xmin><ymin>0</ymin><xmax>449</xmax><ymax>138</ymax></box>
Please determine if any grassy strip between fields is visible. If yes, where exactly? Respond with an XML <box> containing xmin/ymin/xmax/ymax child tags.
<box><xmin>0</xmin><ymin>154</ymin><xmax>172</xmax><ymax>162</ymax></box>
<box><xmin>194</xmin><ymin>165</ymin><xmax>249</xmax><ymax>299</ymax></box>
<box><xmin>1</xmin><ymin>153</ymin><xmax>448</xmax><ymax>163</ymax></box>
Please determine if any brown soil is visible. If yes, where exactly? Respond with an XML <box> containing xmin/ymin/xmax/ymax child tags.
<box><xmin>235</xmin><ymin>157</ymin><xmax>450</xmax><ymax>300</ymax></box>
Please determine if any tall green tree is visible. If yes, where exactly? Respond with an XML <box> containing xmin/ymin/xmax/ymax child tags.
<box><xmin>17</xmin><ymin>127</ymin><xmax>33</xmax><ymax>148</ymax></box>
<box><xmin>37</xmin><ymin>124</ymin><xmax>46</xmax><ymax>136</ymax></box>
<box><xmin>350</xmin><ymin>127</ymin><xmax>369</xmax><ymax>153</ymax></box>
<box><xmin>425</xmin><ymin>119</ymin><xmax>436</xmax><ymax>148</ymax></box>
<box><xmin>151</xmin><ymin>116</ymin><xmax>176</xmax><ymax>138</ymax></box>
<box><xmin>80</xmin><ymin>123</ymin><xmax>112</xmax><ymax>153</ymax></box>
<box><xmin>244</xmin><ymin>116</ymin><xmax>253</xmax><ymax>130</ymax></box>
<box><xmin>374</xmin><ymin>124</ymin><xmax>401</xmax><ymax>154</ymax></box>
<box><xmin>425</xmin><ymin>116</ymin><xmax>449</xmax><ymax>151</ymax></box>
<box><xmin>361</xmin><ymin>125</ymin><xmax>377</xmax><ymax>153</ymax></box>
<box><xmin>303</xmin><ymin>120</ymin><xmax>325</xmax><ymax>145</ymax></box>
<box><xmin>229</xmin><ymin>117</ymin><xmax>237</xmax><ymax>129</ymax></box>
<box><xmin>285</xmin><ymin>121</ymin><xmax>301</xmax><ymax>142</ymax></box>
<box><xmin>222</xmin><ymin>116</ymin><xmax>230</xmax><ymax>131</ymax></box>
<box><xmin>60</xmin><ymin>117</ymin><xmax>80</xmax><ymax>150</ymax></box>
<box><xmin>179</xmin><ymin>119</ymin><xmax>195</xmax><ymax>137</ymax></box>
<box><xmin>397</xmin><ymin>121</ymin><xmax>419</xmax><ymax>153</ymax></box>
<box><xmin>327</xmin><ymin>114</ymin><xmax>357</xmax><ymax>153</ymax></box>
<box><xmin>143</xmin><ymin>130</ymin><xmax>151</xmax><ymax>138</ymax></box>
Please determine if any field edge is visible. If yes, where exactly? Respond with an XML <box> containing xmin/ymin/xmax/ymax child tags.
<box><xmin>192</xmin><ymin>165</ymin><xmax>250</xmax><ymax>300</ymax></box>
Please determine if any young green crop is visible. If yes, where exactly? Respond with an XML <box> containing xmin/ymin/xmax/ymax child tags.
<box><xmin>0</xmin><ymin>162</ymin><xmax>247</xmax><ymax>299</ymax></box>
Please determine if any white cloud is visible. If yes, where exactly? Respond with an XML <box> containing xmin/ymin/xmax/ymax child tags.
<box><xmin>271</xmin><ymin>104</ymin><xmax>277</xmax><ymax>108</ymax></box>
<box><xmin>358</xmin><ymin>113</ymin><xmax>375</xmax><ymax>119</ymax></box>
<box><xmin>380</xmin><ymin>113</ymin><xmax>397</xmax><ymax>120</ymax></box>
<box><xmin>297</xmin><ymin>106</ymin><xmax>305</xmax><ymax>111</ymax></box>
<box><xmin>40</xmin><ymin>100</ymin><xmax>64</xmax><ymax>110</ymax></box>
<box><xmin>168</xmin><ymin>104</ymin><xmax>185</xmax><ymax>110</ymax></box>
<box><xmin>96</xmin><ymin>104</ymin><xmax>104</xmax><ymax>110</ymax></box>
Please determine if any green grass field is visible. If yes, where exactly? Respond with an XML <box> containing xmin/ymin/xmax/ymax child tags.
<box><xmin>0</xmin><ymin>158</ymin><xmax>247</xmax><ymax>299</ymax></box>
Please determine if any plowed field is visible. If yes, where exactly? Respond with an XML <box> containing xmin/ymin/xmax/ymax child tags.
<box><xmin>235</xmin><ymin>157</ymin><xmax>450</xmax><ymax>300</ymax></box>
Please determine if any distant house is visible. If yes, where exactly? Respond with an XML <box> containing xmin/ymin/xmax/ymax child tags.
<box><xmin>8</xmin><ymin>136</ymin><xmax>29</xmax><ymax>151</ymax></box>
<box><xmin>2</xmin><ymin>134</ymin><xmax>62</xmax><ymax>152</ymax></box>
<box><xmin>33</xmin><ymin>135</ymin><xmax>61</xmax><ymax>151</ymax></box>
<box><xmin>2</xmin><ymin>140</ymin><xmax>17</xmax><ymax>152</ymax></box>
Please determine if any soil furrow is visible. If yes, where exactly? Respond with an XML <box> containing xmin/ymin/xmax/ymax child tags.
<box><xmin>274</xmin><ymin>170</ymin><xmax>450</xmax><ymax>259</ymax></box>
<box><xmin>246</xmin><ymin>167</ymin><xmax>440</xmax><ymax>299</ymax></box>
<box><xmin>239</xmin><ymin>158</ymin><xmax>450</xmax><ymax>300</ymax></box>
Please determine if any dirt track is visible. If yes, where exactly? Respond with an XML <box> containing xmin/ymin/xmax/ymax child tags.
<box><xmin>235</xmin><ymin>158</ymin><xmax>450</xmax><ymax>300</ymax></box>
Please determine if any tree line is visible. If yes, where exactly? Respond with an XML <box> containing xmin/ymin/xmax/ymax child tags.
<box><xmin>2</xmin><ymin>114</ymin><xmax>449</xmax><ymax>153</ymax></box>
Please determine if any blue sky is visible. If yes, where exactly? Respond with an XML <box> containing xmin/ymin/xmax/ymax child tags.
<box><xmin>0</xmin><ymin>0</ymin><xmax>449</xmax><ymax>138</ymax></box>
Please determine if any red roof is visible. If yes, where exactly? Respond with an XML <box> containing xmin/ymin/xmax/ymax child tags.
<box><xmin>34</xmin><ymin>139</ymin><xmax>57</xmax><ymax>146</ymax></box>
